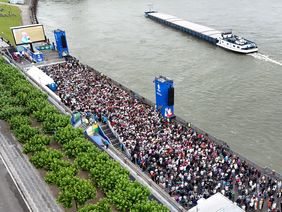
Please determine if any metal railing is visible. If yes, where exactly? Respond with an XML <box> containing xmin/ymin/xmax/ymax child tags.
<box><xmin>107</xmin><ymin>120</ymin><xmax>131</xmax><ymax>158</ymax></box>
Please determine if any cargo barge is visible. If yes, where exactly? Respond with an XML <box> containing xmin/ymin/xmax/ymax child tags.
<box><xmin>145</xmin><ymin>11</ymin><xmax>258</xmax><ymax>54</ymax></box>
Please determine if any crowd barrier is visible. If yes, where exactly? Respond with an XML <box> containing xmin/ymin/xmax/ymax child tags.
<box><xmin>97</xmin><ymin>125</ymin><xmax>111</xmax><ymax>144</ymax></box>
<box><xmin>107</xmin><ymin>120</ymin><xmax>131</xmax><ymax>158</ymax></box>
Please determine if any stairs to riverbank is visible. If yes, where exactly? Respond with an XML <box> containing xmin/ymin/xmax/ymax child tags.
<box><xmin>99</xmin><ymin>123</ymin><xmax>121</xmax><ymax>149</ymax></box>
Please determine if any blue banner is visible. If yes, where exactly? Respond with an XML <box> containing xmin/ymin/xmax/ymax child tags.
<box><xmin>154</xmin><ymin>76</ymin><xmax>174</xmax><ymax>118</ymax></box>
<box><xmin>54</xmin><ymin>29</ymin><xmax>69</xmax><ymax>58</ymax></box>
<box><xmin>23</xmin><ymin>46</ymin><xmax>44</xmax><ymax>63</ymax></box>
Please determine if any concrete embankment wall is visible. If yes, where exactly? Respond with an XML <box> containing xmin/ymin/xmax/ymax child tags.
<box><xmin>29</xmin><ymin>0</ymin><xmax>38</xmax><ymax>24</ymax></box>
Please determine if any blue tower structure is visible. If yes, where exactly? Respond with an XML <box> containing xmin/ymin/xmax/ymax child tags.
<box><xmin>154</xmin><ymin>76</ymin><xmax>175</xmax><ymax>118</ymax></box>
<box><xmin>54</xmin><ymin>29</ymin><xmax>69</xmax><ymax>58</ymax></box>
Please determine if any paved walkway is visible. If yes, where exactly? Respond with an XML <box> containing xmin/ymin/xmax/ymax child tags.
<box><xmin>0</xmin><ymin>37</ymin><xmax>10</xmax><ymax>48</ymax></box>
<box><xmin>0</xmin><ymin>120</ymin><xmax>63</xmax><ymax>212</ymax></box>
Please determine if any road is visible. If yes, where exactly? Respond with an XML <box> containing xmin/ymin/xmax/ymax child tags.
<box><xmin>0</xmin><ymin>158</ymin><xmax>29</xmax><ymax>212</ymax></box>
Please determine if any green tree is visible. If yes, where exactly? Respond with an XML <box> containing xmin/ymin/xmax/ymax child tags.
<box><xmin>90</xmin><ymin>157</ymin><xmax>129</xmax><ymax>192</ymax></box>
<box><xmin>131</xmin><ymin>200</ymin><xmax>169</xmax><ymax>212</ymax></box>
<box><xmin>26</xmin><ymin>97</ymin><xmax>49</xmax><ymax>113</ymax></box>
<box><xmin>42</xmin><ymin>113</ymin><xmax>70</xmax><ymax>133</ymax></box>
<box><xmin>9</xmin><ymin>115</ymin><xmax>30</xmax><ymax>130</ymax></box>
<box><xmin>78</xmin><ymin>199</ymin><xmax>110</xmax><ymax>212</ymax></box>
<box><xmin>33</xmin><ymin>104</ymin><xmax>60</xmax><ymax>122</ymax></box>
<box><xmin>0</xmin><ymin>105</ymin><xmax>28</xmax><ymax>121</ymax></box>
<box><xmin>30</xmin><ymin>148</ymin><xmax>63</xmax><ymax>170</ymax></box>
<box><xmin>54</xmin><ymin>124</ymin><xmax>84</xmax><ymax>145</ymax></box>
<box><xmin>0</xmin><ymin>93</ymin><xmax>16</xmax><ymax>108</ymax></box>
<box><xmin>57</xmin><ymin>176</ymin><xmax>96</xmax><ymax>209</ymax></box>
<box><xmin>75</xmin><ymin>151</ymin><xmax>101</xmax><ymax>171</ymax></box>
<box><xmin>23</xmin><ymin>134</ymin><xmax>51</xmax><ymax>154</ymax></box>
<box><xmin>107</xmin><ymin>179</ymin><xmax>150</xmax><ymax>211</ymax></box>
<box><xmin>14</xmin><ymin>124</ymin><xmax>40</xmax><ymax>143</ymax></box>
<box><xmin>63</xmin><ymin>137</ymin><xmax>95</xmax><ymax>158</ymax></box>
<box><xmin>49</xmin><ymin>158</ymin><xmax>74</xmax><ymax>172</ymax></box>
<box><xmin>11</xmin><ymin>81</ymin><xmax>46</xmax><ymax>106</ymax></box>
<box><xmin>45</xmin><ymin>165</ymin><xmax>78</xmax><ymax>186</ymax></box>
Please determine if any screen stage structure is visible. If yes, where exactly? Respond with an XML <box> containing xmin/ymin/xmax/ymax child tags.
<box><xmin>10</xmin><ymin>24</ymin><xmax>46</xmax><ymax>46</ymax></box>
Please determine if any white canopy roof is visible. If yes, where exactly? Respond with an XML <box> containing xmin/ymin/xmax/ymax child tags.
<box><xmin>9</xmin><ymin>0</ymin><xmax>25</xmax><ymax>4</ymax></box>
<box><xmin>27</xmin><ymin>66</ymin><xmax>54</xmax><ymax>86</ymax></box>
<box><xmin>189</xmin><ymin>193</ymin><xmax>245</xmax><ymax>212</ymax></box>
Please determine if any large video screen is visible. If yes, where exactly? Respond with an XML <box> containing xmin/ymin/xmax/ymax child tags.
<box><xmin>11</xmin><ymin>24</ymin><xmax>46</xmax><ymax>45</ymax></box>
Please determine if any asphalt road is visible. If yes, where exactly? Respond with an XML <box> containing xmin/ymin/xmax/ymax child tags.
<box><xmin>0</xmin><ymin>158</ymin><xmax>29</xmax><ymax>212</ymax></box>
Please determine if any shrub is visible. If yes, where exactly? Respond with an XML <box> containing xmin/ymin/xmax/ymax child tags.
<box><xmin>30</xmin><ymin>148</ymin><xmax>63</xmax><ymax>170</ymax></box>
<box><xmin>9</xmin><ymin>115</ymin><xmax>30</xmax><ymax>130</ymax></box>
<box><xmin>23</xmin><ymin>134</ymin><xmax>51</xmax><ymax>154</ymax></box>
<box><xmin>54</xmin><ymin>125</ymin><xmax>84</xmax><ymax>145</ymax></box>
<box><xmin>78</xmin><ymin>199</ymin><xmax>111</xmax><ymax>212</ymax></box>
<box><xmin>0</xmin><ymin>105</ymin><xmax>28</xmax><ymax>121</ymax></box>
<box><xmin>107</xmin><ymin>179</ymin><xmax>150</xmax><ymax>211</ymax></box>
<box><xmin>33</xmin><ymin>104</ymin><xmax>60</xmax><ymax>122</ymax></box>
<box><xmin>45</xmin><ymin>165</ymin><xmax>78</xmax><ymax>186</ymax></box>
<box><xmin>27</xmin><ymin>97</ymin><xmax>49</xmax><ymax>113</ymax></box>
<box><xmin>63</xmin><ymin>137</ymin><xmax>95</xmax><ymax>158</ymax></box>
<box><xmin>131</xmin><ymin>200</ymin><xmax>169</xmax><ymax>212</ymax></box>
<box><xmin>14</xmin><ymin>124</ymin><xmax>40</xmax><ymax>143</ymax></box>
<box><xmin>42</xmin><ymin>113</ymin><xmax>70</xmax><ymax>133</ymax></box>
<box><xmin>90</xmin><ymin>157</ymin><xmax>129</xmax><ymax>192</ymax></box>
<box><xmin>57</xmin><ymin>176</ymin><xmax>96</xmax><ymax>209</ymax></box>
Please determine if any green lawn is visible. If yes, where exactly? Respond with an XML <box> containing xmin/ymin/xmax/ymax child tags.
<box><xmin>0</xmin><ymin>0</ymin><xmax>10</xmax><ymax>4</ymax></box>
<box><xmin>0</xmin><ymin>4</ymin><xmax>22</xmax><ymax>44</ymax></box>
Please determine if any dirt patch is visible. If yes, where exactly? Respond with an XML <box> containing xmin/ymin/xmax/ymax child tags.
<box><xmin>83</xmin><ymin>188</ymin><xmax>106</xmax><ymax>205</ymax></box>
<box><xmin>37</xmin><ymin>168</ymin><xmax>47</xmax><ymax>179</ymax></box>
<box><xmin>29</xmin><ymin>116</ymin><xmax>42</xmax><ymax>128</ymax></box>
<box><xmin>48</xmin><ymin>140</ymin><xmax>62</xmax><ymax>150</ymax></box>
<box><xmin>49</xmin><ymin>184</ymin><xmax>60</xmax><ymax>203</ymax></box>
<box><xmin>110</xmin><ymin>204</ymin><xmax>119</xmax><ymax>212</ymax></box>
<box><xmin>77</xmin><ymin>170</ymin><xmax>89</xmax><ymax>179</ymax></box>
<box><xmin>0</xmin><ymin>120</ymin><xmax>11</xmax><ymax>134</ymax></box>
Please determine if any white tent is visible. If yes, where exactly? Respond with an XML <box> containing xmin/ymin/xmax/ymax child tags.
<box><xmin>9</xmin><ymin>0</ymin><xmax>25</xmax><ymax>4</ymax></box>
<box><xmin>26</xmin><ymin>66</ymin><xmax>61</xmax><ymax>102</ymax></box>
<box><xmin>27</xmin><ymin>66</ymin><xmax>54</xmax><ymax>86</ymax></box>
<box><xmin>189</xmin><ymin>193</ymin><xmax>245</xmax><ymax>212</ymax></box>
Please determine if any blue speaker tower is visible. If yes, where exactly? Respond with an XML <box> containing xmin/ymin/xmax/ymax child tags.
<box><xmin>154</xmin><ymin>76</ymin><xmax>175</xmax><ymax>118</ymax></box>
<box><xmin>54</xmin><ymin>29</ymin><xmax>69</xmax><ymax>58</ymax></box>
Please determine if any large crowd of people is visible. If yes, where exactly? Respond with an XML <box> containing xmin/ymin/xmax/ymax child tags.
<box><xmin>42</xmin><ymin>58</ymin><xmax>282</xmax><ymax>211</ymax></box>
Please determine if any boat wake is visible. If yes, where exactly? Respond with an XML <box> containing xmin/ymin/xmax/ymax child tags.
<box><xmin>248</xmin><ymin>52</ymin><xmax>282</xmax><ymax>66</ymax></box>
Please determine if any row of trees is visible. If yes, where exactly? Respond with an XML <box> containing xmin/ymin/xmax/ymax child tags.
<box><xmin>0</xmin><ymin>58</ymin><xmax>168</xmax><ymax>212</ymax></box>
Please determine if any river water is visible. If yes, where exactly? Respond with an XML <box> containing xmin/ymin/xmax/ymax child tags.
<box><xmin>37</xmin><ymin>0</ymin><xmax>282</xmax><ymax>174</ymax></box>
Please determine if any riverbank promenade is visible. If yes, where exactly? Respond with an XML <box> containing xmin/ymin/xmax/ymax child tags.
<box><xmin>41</xmin><ymin>58</ymin><xmax>282</xmax><ymax>211</ymax></box>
